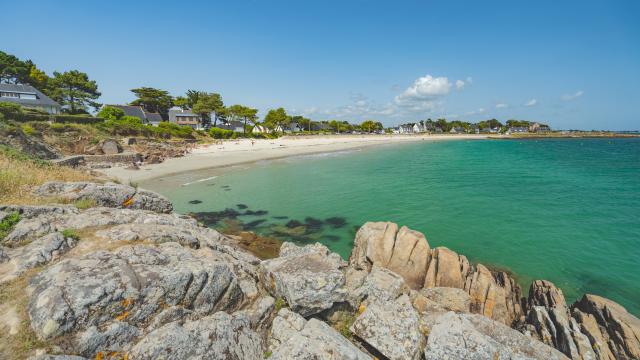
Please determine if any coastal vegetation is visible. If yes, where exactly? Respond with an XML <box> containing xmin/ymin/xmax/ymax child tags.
<box><xmin>0</xmin><ymin>144</ymin><xmax>94</xmax><ymax>204</ymax></box>
<box><xmin>2</xmin><ymin>50</ymin><xmax>565</xmax><ymax>138</ymax></box>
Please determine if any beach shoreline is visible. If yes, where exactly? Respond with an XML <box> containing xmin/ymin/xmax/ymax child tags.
<box><xmin>98</xmin><ymin>134</ymin><xmax>491</xmax><ymax>183</ymax></box>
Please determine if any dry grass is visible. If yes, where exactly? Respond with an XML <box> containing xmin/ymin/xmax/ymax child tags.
<box><xmin>0</xmin><ymin>146</ymin><xmax>95</xmax><ymax>205</ymax></box>
<box><xmin>0</xmin><ymin>267</ymin><xmax>52</xmax><ymax>359</ymax></box>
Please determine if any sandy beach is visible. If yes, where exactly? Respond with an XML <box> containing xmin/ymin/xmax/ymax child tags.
<box><xmin>99</xmin><ymin>134</ymin><xmax>490</xmax><ymax>183</ymax></box>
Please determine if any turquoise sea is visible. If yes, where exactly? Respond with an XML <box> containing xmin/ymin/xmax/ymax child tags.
<box><xmin>142</xmin><ymin>138</ymin><xmax>640</xmax><ymax>315</ymax></box>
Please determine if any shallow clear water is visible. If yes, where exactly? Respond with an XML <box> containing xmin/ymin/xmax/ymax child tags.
<box><xmin>143</xmin><ymin>138</ymin><xmax>640</xmax><ymax>315</ymax></box>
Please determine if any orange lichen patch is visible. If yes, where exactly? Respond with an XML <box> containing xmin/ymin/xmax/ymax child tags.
<box><xmin>358</xmin><ymin>303</ymin><xmax>366</xmax><ymax>315</ymax></box>
<box><xmin>121</xmin><ymin>298</ymin><xmax>134</xmax><ymax>308</ymax></box>
<box><xmin>114</xmin><ymin>311</ymin><xmax>129</xmax><ymax>322</ymax></box>
<box><xmin>121</xmin><ymin>196</ymin><xmax>134</xmax><ymax>208</ymax></box>
<box><xmin>95</xmin><ymin>352</ymin><xmax>128</xmax><ymax>360</ymax></box>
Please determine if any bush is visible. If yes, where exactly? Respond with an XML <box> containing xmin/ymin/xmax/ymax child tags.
<box><xmin>0</xmin><ymin>102</ymin><xmax>23</xmax><ymax>119</ymax></box>
<box><xmin>154</xmin><ymin>122</ymin><xmax>194</xmax><ymax>138</ymax></box>
<box><xmin>97</xmin><ymin>106</ymin><xmax>125</xmax><ymax>120</ymax></box>
<box><xmin>61</xmin><ymin>228</ymin><xmax>80</xmax><ymax>241</ymax></box>
<box><xmin>0</xmin><ymin>212</ymin><xmax>20</xmax><ymax>240</ymax></box>
<box><xmin>209</xmin><ymin>127</ymin><xmax>236</xmax><ymax>139</ymax></box>
<box><xmin>20</xmin><ymin>124</ymin><xmax>35</xmax><ymax>136</ymax></box>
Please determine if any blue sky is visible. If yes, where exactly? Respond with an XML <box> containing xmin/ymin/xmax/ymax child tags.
<box><xmin>4</xmin><ymin>0</ymin><xmax>639</xmax><ymax>129</ymax></box>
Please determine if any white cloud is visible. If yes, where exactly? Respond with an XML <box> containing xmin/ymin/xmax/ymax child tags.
<box><xmin>495</xmin><ymin>103</ymin><xmax>508</xmax><ymax>109</ymax></box>
<box><xmin>561</xmin><ymin>90</ymin><xmax>584</xmax><ymax>101</ymax></box>
<box><xmin>466</xmin><ymin>77</ymin><xmax>473</xmax><ymax>84</ymax></box>
<box><xmin>524</xmin><ymin>99</ymin><xmax>538</xmax><ymax>107</ymax></box>
<box><xmin>396</xmin><ymin>75</ymin><xmax>452</xmax><ymax>104</ymax></box>
<box><xmin>455</xmin><ymin>79</ymin><xmax>465</xmax><ymax>90</ymax></box>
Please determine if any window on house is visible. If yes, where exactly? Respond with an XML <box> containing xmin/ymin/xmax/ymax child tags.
<box><xmin>1</xmin><ymin>92</ymin><xmax>20</xmax><ymax>98</ymax></box>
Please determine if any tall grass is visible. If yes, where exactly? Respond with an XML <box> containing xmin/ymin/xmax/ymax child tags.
<box><xmin>0</xmin><ymin>146</ymin><xmax>94</xmax><ymax>204</ymax></box>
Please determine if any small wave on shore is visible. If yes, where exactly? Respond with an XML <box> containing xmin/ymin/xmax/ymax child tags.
<box><xmin>181</xmin><ymin>175</ymin><xmax>218</xmax><ymax>186</ymax></box>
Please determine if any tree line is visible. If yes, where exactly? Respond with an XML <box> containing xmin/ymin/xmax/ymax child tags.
<box><xmin>2</xmin><ymin>51</ymin><xmax>388</xmax><ymax>135</ymax></box>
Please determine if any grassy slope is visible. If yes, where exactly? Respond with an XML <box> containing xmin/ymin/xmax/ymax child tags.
<box><xmin>0</xmin><ymin>145</ymin><xmax>95</xmax><ymax>204</ymax></box>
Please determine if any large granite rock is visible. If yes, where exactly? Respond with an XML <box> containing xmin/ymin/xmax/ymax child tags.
<box><xmin>464</xmin><ymin>263</ymin><xmax>523</xmax><ymax>326</ymax></box>
<box><xmin>411</xmin><ymin>287</ymin><xmax>471</xmax><ymax>314</ymax></box>
<box><xmin>424</xmin><ymin>312</ymin><xmax>569</xmax><ymax>360</ymax></box>
<box><xmin>350</xmin><ymin>294</ymin><xmax>425</xmax><ymax>360</ymax></box>
<box><xmin>27</xmin><ymin>242</ymin><xmax>254</xmax><ymax>356</ymax></box>
<box><xmin>521</xmin><ymin>279</ymin><xmax>640</xmax><ymax>360</ymax></box>
<box><xmin>259</xmin><ymin>242</ymin><xmax>347</xmax><ymax>316</ymax></box>
<box><xmin>4</xmin><ymin>207</ymin><xmax>211</xmax><ymax>244</ymax></box>
<box><xmin>129</xmin><ymin>312</ymin><xmax>263</xmax><ymax>359</ymax></box>
<box><xmin>572</xmin><ymin>294</ymin><xmax>640</xmax><ymax>360</ymax></box>
<box><xmin>0</xmin><ymin>204</ymin><xmax>78</xmax><ymax>220</ymax></box>
<box><xmin>349</xmin><ymin>222</ymin><xmax>524</xmax><ymax>326</ymax></box>
<box><xmin>269</xmin><ymin>308</ymin><xmax>372</xmax><ymax>359</ymax></box>
<box><xmin>346</xmin><ymin>264</ymin><xmax>409</xmax><ymax>306</ymax></box>
<box><xmin>350</xmin><ymin>222</ymin><xmax>430</xmax><ymax>289</ymax></box>
<box><xmin>529</xmin><ymin>279</ymin><xmax>568</xmax><ymax>309</ymax></box>
<box><xmin>33</xmin><ymin>181</ymin><xmax>172</xmax><ymax>213</ymax></box>
<box><xmin>0</xmin><ymin>232</ymin><xmax>77</xmax><ymax>283</ymax></box>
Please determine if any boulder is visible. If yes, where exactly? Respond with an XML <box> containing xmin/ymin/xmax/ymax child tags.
<box><xmin>347</xmin><ymin>265</ymin><xmax>409</xmax><ymax>306</ymax></box>
<box><xmin>348</xmin><ymin>222</ymin><xmax>524</xmax><ymax>326</ymax></box>
<box><xmin>412</xmin><ymin>287</ymin><xmax>471</xmax><ymax>314</ymax></box>
<box><xmin>424</xmin><ymin>246</ymin><xmax>468</xmax><ymax>289</ymax></box>
<box><xmin>572</xmin><ymin>294</ymin><xmax>640</xmax><ymax>360</ymax></box>
<box><xmin>259</xmin><ymin>242</ymin><xmax>347</xmax><ymax>316</ymax></box>
<box><xmin>269</xmin><ymin>308</ymin><xmax>372</xmax><ymax>360</ymax></box>
<box><xmin>129</xmin><ymin>312</ymin><xmax>263</xmax><ymax>360</ymax></box>
<box><xmin>33</xmin><ymin>182</ymin><xmax>172</xmax><ymax>213</ymax></box>
<box><xmin>424</xmin><ymin>312</ymin><xmax>569</xmax><ymax>360</ymax></box>
<box><xmin>529</xmin><ymin>280</ymin><xmax>568</xmax><ymax>310</ymax></box>
<box><xmin>100</xmin><ymin>139</ymin><xmax>122</xmax><ymax>155</ymax></box>
<box><xmin>464</xmin><ymin>263</ymin><xmax>523</xmax><ymax>326</ymax></box>
<box><xmin>27</xmin><ymin>242</ymin><xmax>252</xmax><ymax>352</ymax></box>
<box><xmin>350</xmin><ymin>294</ymin><xmax>425</xmax><ymax>360</ymax></box>
<box><xmin>0</xmin><ymin>205</ymin><xmax>78</xmax><ymax>220</ymax></box>
<box><xmin>350</xmin><ymin>222</ymin><xmax>430</xmax><ymax>289</ymax></box>
<box><xmin>5</xmin><ymin>207</ymin><xmax>201</xmax><ymax>244</ymax></box>
<box><xmin>0</xmin><ymin>232</ymin><xmax>77</xmax><ymax>283</ymax></box>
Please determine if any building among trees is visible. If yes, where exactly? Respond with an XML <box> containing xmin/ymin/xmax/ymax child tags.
<box><xmin>0</xmin><ymin>83</ymin><xmax>61</xmax><ymax>114</ymax></box>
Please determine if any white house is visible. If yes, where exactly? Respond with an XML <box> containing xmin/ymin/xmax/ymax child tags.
<box><xmin>252</xmin><ymin>124</ymin><xmax>268</xmax><ymax>134</ymax></box>
<box><xmin>398</xmin><ymin>124</ymin><xmax>414</xmax><ymax>134</ymax></box>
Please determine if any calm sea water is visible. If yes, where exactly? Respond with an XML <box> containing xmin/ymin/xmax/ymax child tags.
<box><xmin>143</xmin><ymin>138</ymin><xmax>640</xmax><ymax>315</ymax></box>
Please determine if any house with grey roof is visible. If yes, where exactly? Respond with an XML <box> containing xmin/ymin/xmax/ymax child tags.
<box><xmin>218</xmin><ymin>120</ymin><xmax>245</xmax><ymax>133</ymax></box>
<box><xmin>168</xmin><ymin>107</ymin><xmax>204</xmax><ymax>130</ymax></box>
<box><xmin>108</xmin><ymin>105</ymin><xmax>163</xmax><ymax>126</ymax></box>
<box><xmin>0</xmin><ymin>83</ymin><xmax>61</xmax><ymax>114</ymax></box>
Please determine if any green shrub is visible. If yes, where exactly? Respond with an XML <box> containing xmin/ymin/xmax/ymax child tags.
<box><xmin>209</xmin><ymin>127</ymin><xmax>235</xmax><ymax>139</ymax></box>
<box><xmin>97</xmin><ymin>106</ymin><xmax>125</xmax><ymax>120</ymax></box>
<box><xmin>49</xmin><ymin>123</ymin><xmax>66</xmax><ymax>132</ymax></box>
<box><xmin>73</xmin><ymin>198</ymin><xmax>97</xmax><ymax>210</ymax></box>
<box><xmin>154</xmin><ymin>122</ymin><xmax>194</xmax><ymax>138</ymax></box>
<box><xmin>20</xmin><ymin>124</ymin><xmax>35</xmax><ymax>136</ymax></box>
<box><xmin>0</xmin><ymin>212</ymin><xmax>21</xmax><ymax>240</ymax></box>
<box><xmin>0</xmin><ymin>102</ymin><xmax>23</xmax><ymax>119</ymax></box>
<box><xmin>274</xmin><ymin>297</ymin><xmax>287</xmax><ymax>311</ymax></box>
<box><xmin>61</xmin><ymin>228</ymin><xmax>80</xmax><ymax>241</ymax></box>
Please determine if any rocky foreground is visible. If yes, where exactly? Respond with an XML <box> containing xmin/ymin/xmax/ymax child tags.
<box><xmin>0</xmin><ymin>182</ymin><xmax>638</xmax><ymax>360</ymax></box>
